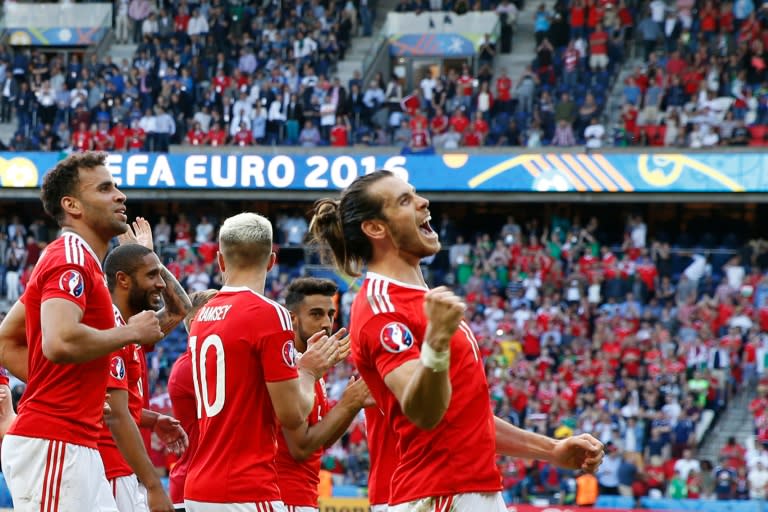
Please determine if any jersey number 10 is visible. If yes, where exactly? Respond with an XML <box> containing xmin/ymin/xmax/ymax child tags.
<box><xmin>189</xmin><ymin>334</ymin><xmax>226</xmax><ymax>419</ymax></box>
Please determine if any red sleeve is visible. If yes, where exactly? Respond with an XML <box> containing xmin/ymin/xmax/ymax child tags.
<box><xmin>106</xmin><ymin>347</ymin><xmax>130</xmax><ymax>391</ymax></box>
<box><xmin>0</xmin><ymin>367</ymin><xmax>8</xmax><ymax>386</ymax></box>
<box><xmin>40</xmin><ymin>261</ymin><xmax>92</xmax><ymax>312</ymax></box>
<box><xmin>260</xmin><ymin>329</ymin><xmax>299</xmax><ymax>383</ymax></box>
<box><xmin>360</xmin><ymin>313</ymin><xmax>420</xmax><ymax>380</ymax></box>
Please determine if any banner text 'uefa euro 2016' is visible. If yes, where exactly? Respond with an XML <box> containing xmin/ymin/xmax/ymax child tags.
<box><xmin>0</xmin><ymin>151</ymin><xmax>766</xmax><ymax>193</ymax></box>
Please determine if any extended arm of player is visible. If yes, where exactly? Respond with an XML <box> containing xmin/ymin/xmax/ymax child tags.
<box><xmin>107</xmin><ymin>390</ymin><xmax>170</xmax><ymax>498</ymax></box>
<box><xmin>41</xmin><ymin>299</ymin><xmax>162</xmax><ymax>363</ymax></box>
<box><xmin>0</xmin><ymin>300</ymin><xmax>29</xmax><ymax>380</ymax></box>
<box><xmin>282</xmin><ymin>378</ymin><xmax>369</xmax><ymax>461</ymax></box>
<box><xmin>155</xmin><ymin>265</ymin><xmax>192</xmax><ymax>335</ymax></box>
<box><xmin>140</xmin><ymin>408</ymin><xmax>188</xmax><ymax>455</ymax></box>
<box><xmin>494</xmin><ymin>416</ymin><xmax>604</xmax><ymax>473</ymax></box>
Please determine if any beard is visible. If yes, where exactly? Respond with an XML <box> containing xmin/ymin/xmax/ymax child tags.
<box><xmin>128</xmin><ymin>279</ymin><xmax>162</xmax><ymax>313</ymax></box>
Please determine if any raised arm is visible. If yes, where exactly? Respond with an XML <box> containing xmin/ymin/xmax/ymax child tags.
<box><xmin>383</xmin><ymin>287</ymin><xmax>463</xmax><ymax>430</ymax></box>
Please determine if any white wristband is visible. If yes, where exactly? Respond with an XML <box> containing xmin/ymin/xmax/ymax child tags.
<box><xmin>420</xmin><ymin>342</ymin><xmax>450</xmax><ymax>372</ymax></box>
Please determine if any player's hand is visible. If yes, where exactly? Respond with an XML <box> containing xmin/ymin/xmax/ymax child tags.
<box><xmin>118</xmin><ymin>216</ymin><xmax>154</xmax><ymax>251</ymax></box>
<box><xmin>145</xmin><ymin>484</ymin><xmax>174</xmax><ymax>512</ymax></box>
<box><xmin>298</xmin><ymin>331</ymin><xmax>338</xmax><ymax>379</ymax></box>
<box><xmin>131</xmin><ymin>217</ymin><xmax>154</xmax><ymax>251</ymax></box>
<box><xmin>0</xmin><ymin>384</ymin><xmax>16</xmax><ymax>438</ymax></box>
<box><xmin>340</xmin><ymin>376</ymin><xmax>376</xmax><ymax>409</ymax></box>
<box><xmin>551</xmin><ymin>433</ymin><xmax>605</xmax><ymax>473</ymax></box>
<box><xmin>127</xmin><ymin>311</ymin><xmax>164</xmax><ymax>346</ymax></box>
<box><xmin>330</xmin><ymin>327</ymin><xmax>351</xmax><ymax>365</ymax></box>
<box><xmin>154</xmin><ymin>414</ymin><xmax>188</xmax><ymax>456</ymax></box>
<box><xmin>423</xmin><ymin>287</ymin><xmax>465</xmax><ymax>351</ymax></box>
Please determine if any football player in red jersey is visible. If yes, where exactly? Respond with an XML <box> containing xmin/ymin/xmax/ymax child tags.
<box><xmin>276</xmin><ymin>277</ymin><xmax>373</xmax><ymax>512</ymax></box>
<box><xmin>168</xmin><ymin>290</ymin><xmax>218</xmax><ymax>512</ymax></box>
<box><xmin>184</xmin><ymin>213</ymin><xmax>344</xmax><ymax>512</ymax></box>
<box><xmin>99</xmin><ymin>218</ymin><xmax>193</xmax><ymax>512</ymax></box>
<box><xmin>0</xmin><ymin>152</ymin><xmax>164</xmax><ymax>512</ymax></box>
<box><xmin>309</xmin><ymin>171</ymin><xmax>604</xmax><ymax>511</ymax></box>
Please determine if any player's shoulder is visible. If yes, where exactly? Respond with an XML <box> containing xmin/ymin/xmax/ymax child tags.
<box><xmin>359</xmin><ymin>272</ymin><xmax>425</xmax><ymax>316</ymax></box>
<box><xmin>217</xmin><ymin>286</ymin><xmax>292</xmax><ymax>331</ymax></box>
<box><xmin>40</xmin><ymin>233</ymin><xmax>99</xmax><ymax>271</ymax></box>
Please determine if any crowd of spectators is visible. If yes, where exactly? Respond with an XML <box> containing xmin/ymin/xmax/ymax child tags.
<box><xmin>3</xmin><ymin>207</ymin><xmax>768</xmax><ymax>504</ymax></box>
<box><xmin>0</xmin><ymin>0</ymin><xmax>633</xmax><ymax>151</ymax></box>
<box><xmin>614</xmin><ymin>0</ymin><xmax>768</xmax><ymax>147</ymax></box>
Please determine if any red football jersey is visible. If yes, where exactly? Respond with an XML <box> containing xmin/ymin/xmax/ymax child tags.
<box><xmin>11</xmin><ymin>232</ymin><xmax>115</xmax><ymax>448</ymax></box>
<box><xmin>365</xmin><ymin>407</ymin><xmax>398</xmax><ymax>506</ymax></box>
<box><xmin>168</xmin><ymin>350</ymin><xmax>198</xmax><ymax>505</ymax></box>
<box><xmin>276</xmin><ymin>379</ymin><xmax>328</xmax><ymax>507</ymax></box>
<box><xmin>350</xmin><ymin>272</ymin><xmax>501</xmax><ymax>504</ymax></box>
<box><xmin>184</xmin><ymin>286</ymin><xmax>299</xmax><ymax>503</ymax></box>
<box><xmin>98</xmin><ymin>305</ymin><xmax>145</xmax><ymax>479</ymax></box>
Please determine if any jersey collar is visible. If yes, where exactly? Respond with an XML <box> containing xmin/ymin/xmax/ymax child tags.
<box><xmin>365</xmin><ymin>271</ymin><xmax>429</xmax><ymax>291</ymax></box>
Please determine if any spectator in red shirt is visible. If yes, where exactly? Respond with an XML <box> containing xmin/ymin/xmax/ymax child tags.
<box><xmin>207</xmin><ymin>122</ymin><xmax>228</xmax><ymax>146</ymax></box>
<box><xmin>495</xmin><ymin>68</ymin><xmax>513</xmax><ymax>113</ymax></box>
<box><xmin>457</xmin><ymin>63</ymin><xmax>475</xmax><ymax>110</ymax></box>
<box><xmin>110</xmin><ymin>120</ymin><xmax>129</xmax><ymax>151</ymax></box>
<box><xmin>71</xmin><ymin>121</ymin><xmax>92</xmax><ymax>151</ymax></box>
<box><xmin>409</xmin><ymin>119</ymin><xmax>431</xmax><ymax>151</ymax></box>
<box><xmin>232</xmin><ymin>120</ymin><xmax>254</xmax><ymax>146</ymax></box>
<box><xmin>470</xmin><ymin>111</ymin><xmax>490</xmax><ymax>139</ymax></box>
<box><xmin>589</xmin><ymin>23</ymin><xmax>609</xmax><ymax>71</ymax></box>
<box><xmin>330</xmin><ymin>115</ymin><xmax>351</xmax><ymax>147</ymax></box>
<box><xmin>450</xmin><ymin>107</ymin><xmax>470</xmax><ymax>134</ymax></box>
<box><xmin>186</xmin><ymin>121</ymin><xmax>207</xmax><ymax>145</ymax></box>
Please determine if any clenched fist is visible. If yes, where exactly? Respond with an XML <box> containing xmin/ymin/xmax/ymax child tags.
<box><xmin>423</xmin><ymin>287</ymin><xmax>465</xmax><ymax>352</ymax></box>
<box><xmin>127</xmin><ymin>310</ymin><xmax>164</xmax><ymax>345</ymax></box>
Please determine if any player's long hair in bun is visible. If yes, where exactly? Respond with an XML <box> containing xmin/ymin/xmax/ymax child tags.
<box><xmin>308</xmin><ymin>170</ymin><xmax>392</xmax><ymax>277</ymax></box>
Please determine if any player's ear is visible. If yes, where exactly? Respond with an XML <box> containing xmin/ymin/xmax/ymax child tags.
<box><xmin>216</xmin><ymin>251</ymin><xmax>225</xmax><ymax>273</ymax></box>
<box><xmin>361</xmin><ymin>219</ymin><xmax>386</xmax><ymax>241</ymax></box>
<box><xmin>288</xmin><ymin>309</ymin><xmax>298</xmax><ymax>326</ymax></box>
<box><xmin>60</xmin><ymin>195</ymin><xmax>81</xmax><ymax>218</ymax></box>
<box><xmin>115</xmin><ymin>270</ymin><xmax>131</xmax><ymax>289</ymax></box>
<box><xmin>265</xmin><ymin>252</ymin><xmax>277</xmax><ymax>271</ymax></box>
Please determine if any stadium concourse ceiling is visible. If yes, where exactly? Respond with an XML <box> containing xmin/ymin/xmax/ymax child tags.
<box><xmin>0</xmin><ymin>149</ymin><xmax>767</xmax><ymax>202</ymax></box>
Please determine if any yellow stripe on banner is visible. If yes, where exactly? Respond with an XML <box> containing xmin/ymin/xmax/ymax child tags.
<box><xmin>684</xmin><ymin>156</ymin><xmax>746</xmax><ymax>192</ymax></box>
<box><xmin>548</xmin><ymin>153</ymin><xmax>602</xmax><ymax>191</ymax></box>
<box><xmin>539</xmin><ymin>154</ymin><xmax>587</xmax><ymax>192</ymax></box>
<box><xmin>468</xmin><ymin>155</ymin><xmax>540</xmax><ymax>188</ymax></box>
<box><xmin>589</xmin><ymin>153</ymin><xmax>635</xmax><ymax>191</ymax></box>
<box><xmin>522</xmin><ymin>160</ymin><xmax>540</xmax><ymax>177</ymax></box>
<box><xmin>564</xmin><ymin>153</ymin><xmax>617</xmax><ymax>192</ymax></box>
<box><xmin>28</xmin><ymin>28</ymin><xmax>49</xmax><ymax>45</ymax></box>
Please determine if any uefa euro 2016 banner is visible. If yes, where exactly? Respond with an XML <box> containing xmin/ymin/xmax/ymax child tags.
<box><xmin>0</xmin><ymin>151</ymin><xmax>765</xmax><ymax>192</ymax></box>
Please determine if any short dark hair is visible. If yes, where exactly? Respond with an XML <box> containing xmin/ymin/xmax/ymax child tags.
<box><xmin>285</xmin><ymin>277</ymin><xmax>338</xmax><ymax>312</ymax></box>
<box><xmin>41</xmin><ymin>151</ymin><xmax>107</xmax><ymax>225</ymax></box>
<box><xmin>104</xmin><ymin>244</ymin><xmax>154</xmax><ymax>292</ymax></box>
<box><xmin>307</xmin><ymin>170</ymin><xmax>392</xmax><ymax>276</ymax></box>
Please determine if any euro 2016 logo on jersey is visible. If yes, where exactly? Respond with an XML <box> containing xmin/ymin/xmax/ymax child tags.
<box><xmin>380</xmin><ymin>322</ymin><xmax>415</xmax><ymax>353</ymax></box>
<box><xmin>58</xmin><ymin>270</ymin><xmax>84</xmax><ymax>298</ymax></box>
<box><xmin>110</xmin><ymin>356</ymin><xmax>126</xmax><ymax>380</ymax></box>
<box><xmin>282</xmin><ymin>340</ymin><xmax>297</xmax><ymax>368</ymax></box>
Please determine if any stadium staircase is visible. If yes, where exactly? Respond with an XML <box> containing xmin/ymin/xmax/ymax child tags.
<box><xmin>697</xmin><ymin>386</ymin><xmax>757</xmax><ymax>462</ymax></box>
<box><xmin>493</xmin><ymin>0</ymin><xmax>546</xmax><ymax>86</ymax></box>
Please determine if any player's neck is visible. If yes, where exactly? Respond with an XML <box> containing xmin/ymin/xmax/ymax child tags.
<box><xmin>367</xmin><ymin>256</ymin><xmax>427</xmax><ymax>288</ymax></box>
<box><xmin>112</xmin><ymin>296</ymin><xmax>135</xmax><ymax>321</ymax></box>
<box><xmin>60</xmin><ymin>224</ymin><xmax>110</xmax><ymax>261</ymax></box>
<box><xmin>223</xmin><ymin>269</ymin><xmax>267</xmax><ymax>295</ymax></box>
